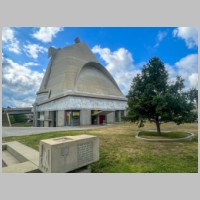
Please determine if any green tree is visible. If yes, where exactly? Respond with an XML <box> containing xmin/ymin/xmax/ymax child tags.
<box><xmin>187</xmin><ymin>88</ymin><xmax>198</xmax><ymax>108</ymax></box>
<box><xmin>125</xmin><ymin>57</ymin><xmax>197</xmax><ymax>135</ymax></box>
<box><xmin>13</xmin><ymin>114</ymin><xmax>27</xmax><ymax>123</ymax></box>
<box><xmin>9</xmin><ymin>114</ymin><xmax>15</xmax><ymax>124</ymax></box>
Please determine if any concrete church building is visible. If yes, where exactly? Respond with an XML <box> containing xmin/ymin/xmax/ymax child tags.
<box><xmin>33</xmin><ymin>38</ymin><xmax>127</xmax><ymax>127</ymax></box>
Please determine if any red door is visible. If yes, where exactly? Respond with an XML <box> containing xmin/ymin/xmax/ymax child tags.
<box><xmin>99</xmin><ymin>115</ymin><xmax>105</xmax><ymax>125</ymax></box>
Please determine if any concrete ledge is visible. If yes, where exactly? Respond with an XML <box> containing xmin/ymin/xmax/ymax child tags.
<box><xmin>2</xmin><ymin>161</ymin><xmax>39</xmax><ymax>173</ymax></box>
<box><xmin>2</xmin><ymin>150</ymin><xmax>21</xmax><ymax>166</ymax></box>
<box><xmin>2</xmin><ymin>141</ymin><xmax>40</xmax><ymax>173</ymax></box>
<box><xmin>135</xmin><ymin>130</ymin><xmax>194</xmax><ymax>142</ymax></box>
<box><xmin>4</xmin><ymin>141</ymin><xmax>39</xmax><ymax>166</ymax></box>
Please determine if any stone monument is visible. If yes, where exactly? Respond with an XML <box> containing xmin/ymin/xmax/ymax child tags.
<box><xmin>39</xmin><ymin>134</ymin><xmax>99</xmax><ymax>173</ymax></box>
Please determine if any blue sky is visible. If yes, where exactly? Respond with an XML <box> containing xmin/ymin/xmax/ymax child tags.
<box><xmin>2</xmin><ymin>27</ymin><xmax>198</xmax><ymax>107</ymax></box>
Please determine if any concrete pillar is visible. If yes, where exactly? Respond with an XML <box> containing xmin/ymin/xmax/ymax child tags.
<box><xmin>107</xmin><ymin>112</ymin><xmax>115</xmax><ymax>124</ymax></box>
<box><xmin>118</xmin><ymin>111</ymin><xmax>122</xmax><ymax>122</ymax></box>
<box><xmin>34</xmin><ymin>112</ymin><xmax>38</xmax><ymax>127</ymax></box>
<box><xmin>44</xmin><ymin>111</ymin><xmax>49</xmax><ymax>127</ymax></box>
<box><xmin>57</xmin><ymin>110</ymin><xmax>65</xmax><ymax>127</ymax></box>
<box><xmin>80</xmin><ymin>110</ymin><xmax>91</xmax><ymax>125</ymax></box>
<box><xmin>49</xmin><ymin>111</ymin><xmax>54</xmax><ymax>127</ymax></box>
<box><xmin>39</xmin><ymin>112</ymin><xmax>45</xmax><ymax>127</ymax></box>
<box><xmin>33</xmin><ymin>104</ymin><xmax>38</xmax><ymax>127</ymax></box>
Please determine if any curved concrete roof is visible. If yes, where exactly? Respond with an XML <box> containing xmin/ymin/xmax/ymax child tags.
<box><xmin>35</xmin><ymin>42</ymin><xmax>126</xmax><ymax>104</ymax></box>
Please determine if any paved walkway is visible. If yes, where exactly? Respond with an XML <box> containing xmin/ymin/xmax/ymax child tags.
<box><xmin>2</xmin><ymin>125</ymin><xmax>109</xmax><ymax>137</ymax></box>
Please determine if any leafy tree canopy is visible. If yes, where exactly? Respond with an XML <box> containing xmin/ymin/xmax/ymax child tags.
<box><xmin>125</xmin><ymin>57</ymin><xmax>197</xmax><ymax>134</ymax></box>
<box><xmin>13</xmin><ymin>114</ymin><xmax>27</xmax><ymax>123</ymax></box>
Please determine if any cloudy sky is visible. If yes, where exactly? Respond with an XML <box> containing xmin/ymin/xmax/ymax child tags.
<box><xmin>2</xmin><ymin>27</ymin><xmax>198</xmax><ymax>107</ymax></box>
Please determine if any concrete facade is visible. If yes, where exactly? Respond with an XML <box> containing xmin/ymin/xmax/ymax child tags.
<box><xmin>44</xmin><ymin>111</ymin><xmax>49</xmax><ymax>127</ymax></box>
<box><xmin>33</xmin><ymin>38</ymin><xmax>127</xmax><ymax>127</ymax></box>
<box><xmin>80</xmin><ymin>110</ymin><xmax>91</xmax><ymax>125</ymax></box>
<box><xmin>107</xmin><ymin>112</ymin><xmax>115</xmax><ymax>124</ymax></box>
<box><xmin>57</xmin><ymin>110</ymin><xmax>65</xmax><ymax>127</ymax></box>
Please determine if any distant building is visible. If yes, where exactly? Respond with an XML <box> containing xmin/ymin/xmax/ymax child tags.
<box><xmin>33</xmin><ymin>38</ymin><xmax>127</xmax><ymax>127</ymax></box>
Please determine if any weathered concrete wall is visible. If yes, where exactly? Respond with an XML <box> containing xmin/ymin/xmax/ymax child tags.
<box><xmin>33</xmin><ymin>105</ymin><xmax>37</xmax><ymax>127</ymax></box>
<box><xmin>44</xmin><ymin>111</ymin><xmax>49</xmax><ymax>127</ymax></box>
<box><xmin>115</xmin><ymin>110</ymin><xmax>122</xmax><ymax>122</ymax></box>
<box><xmin>57</xmin><ymin>110</ymin><xmax>65</xmax><ymax>127</ymax></box>
<box><xmin>35</xmin><ymin>42</ymin><xmax>125</xmax><ymax>104</ymax></box>
<box><xmin>118</xmin><ymin>111</ymin><xmax>122</xmax><ymax>122</ymax></box>
<box><xmin>33</xmin><ymin>111</ymin><xmax>40</xmax><ymax>127</ymax></box>
<box><xmin>80</xmin><ymin>110</ymin><xmax>91</xmax><ymax>125</ymax></box>
<box><xmin>37</xmin><ymin>96</ymin><xmax>127</xmax><ymax>111</ymax></box>
<box><xmin>107</xmin><ymin>112</ymin><xmax>115</xmax><ymax>124</ymax></box>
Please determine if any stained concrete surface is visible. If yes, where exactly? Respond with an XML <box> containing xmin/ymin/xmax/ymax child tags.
<box><xmin>2</xmin><ymin>125</ymin><xmax>110</xmax><ymax>137</ymax></box>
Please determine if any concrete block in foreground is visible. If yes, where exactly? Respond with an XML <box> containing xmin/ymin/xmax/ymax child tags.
<box><xmin>39</xmin><ymin>135</ymin><xmax>99</xmax><ymax>173</ymax></box>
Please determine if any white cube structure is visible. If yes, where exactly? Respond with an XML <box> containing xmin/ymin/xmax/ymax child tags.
<box><xmin>39</xmin><ymin>135</ymin><xmax>99</xmax><ymax>173</ymax></box>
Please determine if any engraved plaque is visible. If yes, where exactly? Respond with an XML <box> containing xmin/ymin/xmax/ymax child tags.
<box><xmin>78</xmin><ymin>142</ymin><xmax>93</xmax><ymax>166</ymax></box>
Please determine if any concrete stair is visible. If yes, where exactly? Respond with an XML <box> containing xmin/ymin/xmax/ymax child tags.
<box><xmin>2</xmin><ymin>150</ymin><xmax>20</xmax><ymax>166</ymax></box>
<box><xmin>2</xmin><ymin>141</ymin><xmax>39</xmax><ymax>173</ymax></box>
<box><xmin>2</xmin><ymin>161</ymin><xmax>39</xmax><ymax>173</ymax></box>
<box><xmin>5</xmin><ymin>141</ymin><xmax>39</xmax><ymax>166</ymax></box>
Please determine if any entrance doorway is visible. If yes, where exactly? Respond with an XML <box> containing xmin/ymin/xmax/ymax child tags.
<box><xmin>53</xmin><ymin>111</ymin><xmax>57</xmax><ymax>127</ymax></box>
<box><xmin>91</xmin><ymin>110</ymin><xmax>110</xmax><ymax>125</ymax></box>
<box><xmin>91</xmin><ymin>115</ymin><xmax>98</xmax><ymax>125</ymax></box>
<box><xmin>65</xmin><ymin>110</ymin><xmax>80</xmax><ymax>126</ymax></box>
<box><xmin>99</xmin><ymin>115</ymin><xmax>105</xmax><ymax>125</ymax></box>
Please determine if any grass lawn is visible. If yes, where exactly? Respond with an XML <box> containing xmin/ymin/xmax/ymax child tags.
<box><xmin>2</xmin><ymin>122</ymin><xmax>198</xmax><ymax>173</ymax></box>
<box><xmin>11</xmin><ymin>122</ymin><xmax>33</xmax><ymax>127</ymax></box>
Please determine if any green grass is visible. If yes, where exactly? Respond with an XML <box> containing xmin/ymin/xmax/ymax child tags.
<box><xmin>2</xmin><ymin>122</ymin><xmax>198</xmax><ymax>173</ymax></box>
<box><xmin>11</xmin><ymin>122</ymin><xmax>33</xmax><ymax>127</ymax></box>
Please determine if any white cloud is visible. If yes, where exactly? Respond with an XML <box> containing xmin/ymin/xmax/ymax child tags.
<box><xmin>3</xmin><ymin>96</ymin><xmax>35</xmax><ymax>108</ymax></box>
<box><xmin>24</xmin><ymin>43</ymin><xmax>47</xmax><ymax>59</ymax></box>
<box><xmin>165</xmin><ymin>63</ymin><xmax>177</xmax><ymax>83</ymax></box>
<box><xmin>24</xmin><ymin>62</ymin><xmax>40</xmax><ymax>67</ymax></box>
<box><xmin>92</xmin><ymin>45</ymin><xmax>139</xmax><ymax>95</ymax></box>
<box><xmin>92</xmin><ymin>45</ymin><xmax>198</xmax><ymax>95</ymax></box>
<box><xmin>175</xmin><ymin>54</ymin><xmax>198</xmax><ymax>71</ymax></box>
<box><xmin>154</xmin><ymin>31</ymin><xmax>167</xmax><ymax>47</ymax></box>
<box><xmin>165</xmin><ymin>54</ymin><xmax>198</xmax><ymax>89</ymax></box>
<box><xmin>2</xmin><ymin>27</ymin><xmax>21</xmax><ymax>54</ymax></box>
<box><xmin>2</xmin><ymin>58</ymin><xmax>44</xmax><ymax>107</ymax></box>
<box><xmin>173</xmin><ymin>27</ymin><xmax>198</xmax><ymax>49</ymax></box>
<box><xmin>175</xmin><ymin>54</ymin><xmax>198</xmax><ymax>89</ymax></box>
<box><xmin>188</xmin><ymin>73</ymin><xmax>198</xmax><ymax>88</ymax></box>
<box><xmin>2</xmin><ymin>27</ymin><xmax>14</xmax><ymax>42</ymax></box>
<box><xmin>32</xmin><ymin>27</ymin><xmax>63</xmax><ymax>42</ymax></box>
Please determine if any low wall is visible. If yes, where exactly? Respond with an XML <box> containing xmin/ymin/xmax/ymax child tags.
<box><xmin>135</xmin><ymin>130</ymin><xmax>194</xmax><ymax>142</ymax></box>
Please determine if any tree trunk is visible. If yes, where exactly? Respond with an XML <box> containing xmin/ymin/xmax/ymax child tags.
<box><xmin>155</xmin><ymin>120</ymin><xmax>161</xmax><ymax>135</ymax></box>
